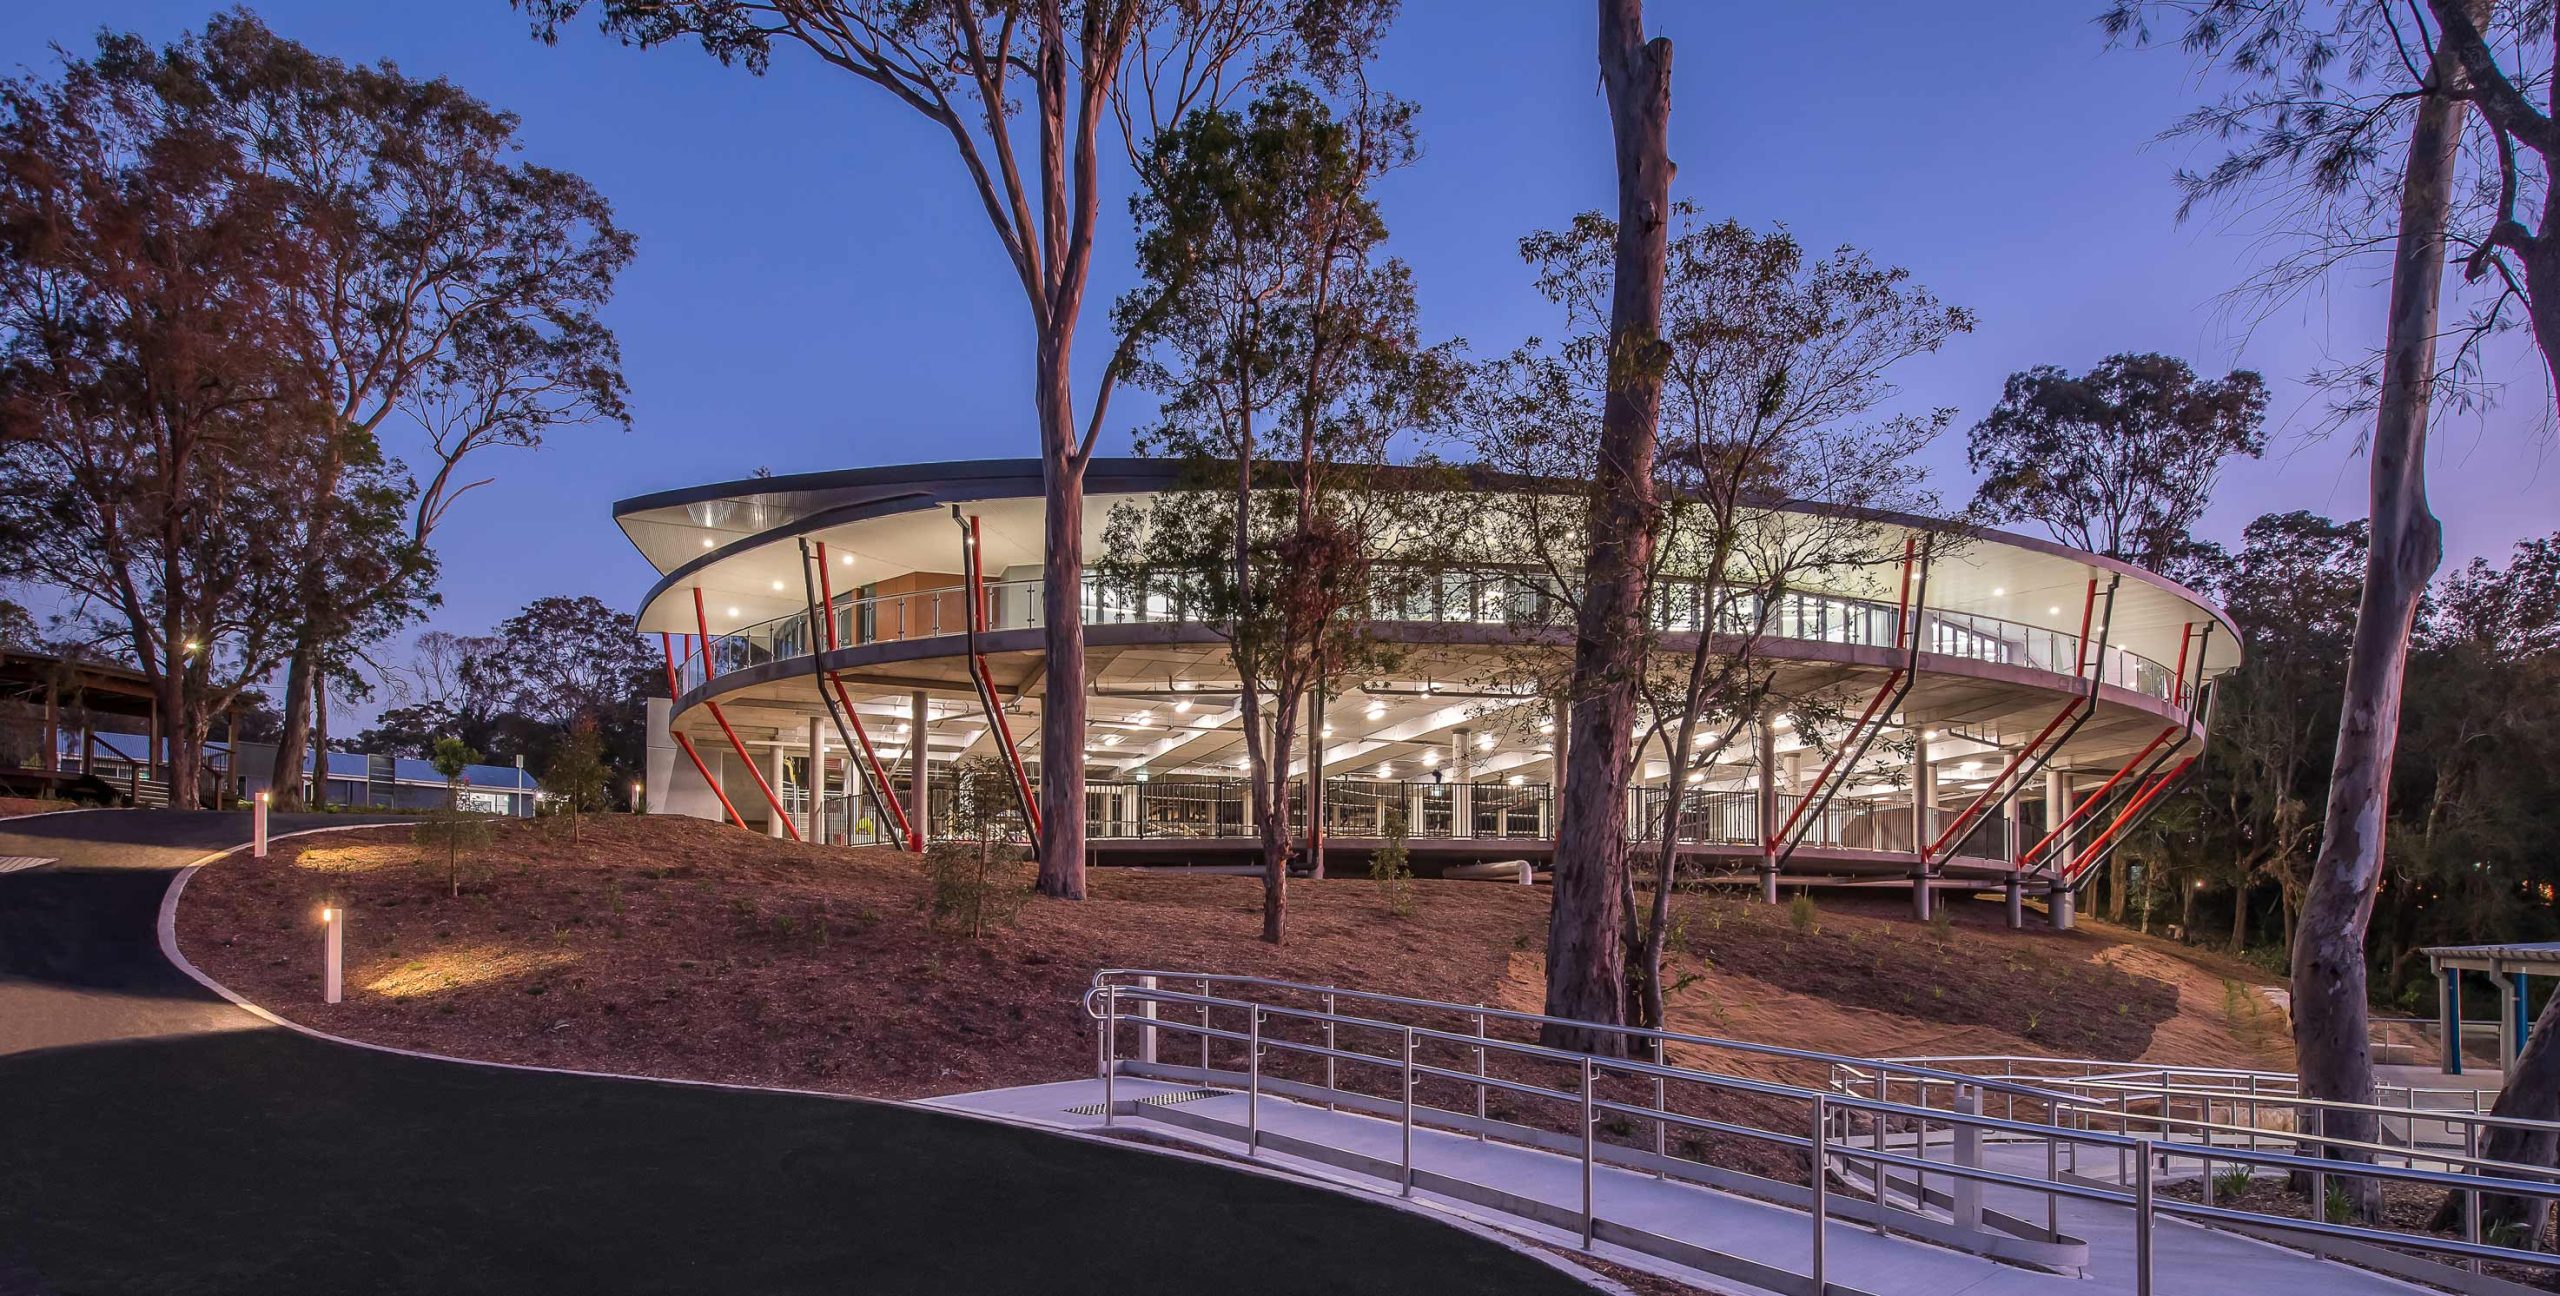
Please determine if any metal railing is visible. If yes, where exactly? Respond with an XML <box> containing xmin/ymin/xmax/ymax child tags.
<box><xmin>1084</xmin><ymin>971</ymin><xmax>2560</xmax><ymax>1295</ymax></box>
<box><xmin>671</xmin><ymin>566</ymin><xmax>2187</xmax><ymax>705</ymax></box>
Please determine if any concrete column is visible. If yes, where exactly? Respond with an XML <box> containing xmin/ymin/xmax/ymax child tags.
<box><xmin>2003</xmin><ymin>786</ymin><xmax>2026</xmax><ymax>928</ymax></box>
<box><xmin>1756</xmin><ymin>718</ymin><xmax>1780</xmax><ymax>904</ymax></box>
<box><xmin>1909</xmin><ymin>724</ymin><xmax>1933</xmax><ymax>920</ymax></box>
<box><xmin>2046</xmin><ymin>769</ymin><xmax>2076</xmax><ymax>930</ymax></box>
<box><xmin>1451</xmin><ymin>728</ymin><xmax>1473</xmax><ymax>839</ymax></box>
<box><xmin>1549</xmin><ymin>690</ymin><xmax>1570</xmax><ymax>812</ymax></box>
<box><xmin>907</xmin><ymin>691</ymin><xmax>931</xmax><ymax>845</ymax></box>
<box><xmin>764</xmin><ymin>740</ymin><xmax>788</xmax><ymax>839</ymax></box>
<box><xmin>807</xmin><ymin>715</ymin><xmax>826</xmax><ymax>843</ymax></box>
<box><xmin>1305</xmin><ymin>689</ymin><xmax>1327</xmax><ymax>878</ymax></box>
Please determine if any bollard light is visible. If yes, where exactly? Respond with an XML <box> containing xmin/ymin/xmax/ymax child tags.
<box><xmin>252</xmin><ymin>790</ymin><xmax>270</xmax><ymax>859</ymax></box>
<box><xmin>320</xmin><ymin>905</ymin><xmax>343</xmax><ymax>1004</ymax></box>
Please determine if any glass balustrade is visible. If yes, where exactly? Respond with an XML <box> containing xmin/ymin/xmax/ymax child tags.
<box><xmin>668</xmin><ymin>566</ymin><xmax>2187</xmax><ymax>705</ymax></box>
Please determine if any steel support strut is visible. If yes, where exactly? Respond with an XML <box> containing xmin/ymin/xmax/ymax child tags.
<box><xmin>1921</xmin><ymin>578</ymin><xmax>2123</xmax><ymax>867</ymax></box>
<box><xmin>2022</xmin><ymin>622</ymin><xmax>2213</xmax><ymax>874</ymax></box>
<box><xmin>955</xmin><ymin>509</ymin><xmax>1041</xmax><ymax>841</ymax></box>
<box><xmin>659</xmin><ymin>633</ymin><xmax>747</xmax><ymax>829</ymax></box>
<box><xmin>794</xmin><ymin>540</ymin><xmax>915</xmax><ymax>849</ymax></box>
<box><xmin>2067</xmin><ymin>681</ymin><xmax>2218</xmax><ymax>885</ymax></box>
<box><xmin>810</xmin><ymin>541</ymin><xmax>919</xmax><ymax>850</ymax></box>
<box><xmin>1767</xmin><ymin>535</ymin><xmax>1930</xmax><ymax>871</ymax></box>
<box><xmin>692</xmin><ymin>586</ymin><xmax>802</xmax><ymax>841</ymax></box>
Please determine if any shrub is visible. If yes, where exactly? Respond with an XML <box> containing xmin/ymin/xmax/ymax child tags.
<box><xmin>1787</xmin><ymin>892</ymin><xmax>1818</xmax><ymax>935</ymax></box>
<box><xmin>2213</xmin><ymin>1164</ymin><xmax>2253</xmax><ymax>1200</ymax></box>
<box><xmin>1369</xmin><ymin>809</ymin><xmax>1414</xmax><ymax>918</ymax></box>
<box><xmin>416</xmin><ymin>808</ymin><xmax>493</xmax><ymax>897</ymax></box>
<box><xmin>924</xmin><ymin>756</ymin><xmax>1032</xmax><ymax>939</ymax></box>
<box><xmin>543</xmin><ymin>716</ymin><xmax>610</xmax><ymax>843</ymax></box>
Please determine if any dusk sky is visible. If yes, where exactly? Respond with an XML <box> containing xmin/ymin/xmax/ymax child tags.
<box><xmin>5</xmin><ymin>2</ymin><xmax>2554</xmax><ymax>718</ymax></box>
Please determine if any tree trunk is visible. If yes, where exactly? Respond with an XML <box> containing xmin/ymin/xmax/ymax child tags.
<box><xmin>268</xmin><ymin>641</ymin><xmax>316</xmax><ymax>812</ymax></box>
<box><xmin>311</xmin><ymin>668</ymin><xmax>331</xmax><ymax>811</ymax></box>
<box><xmin>1034</xmin><ymin>333</ymin><xmax>1090</xmax><ymax>899</ymax></box>
<box><xmin>1543</xmin><ymin>0</ymin><xmax>1671</xmax><ymax>1055</ymax></box>
<box><xmin>2179</xmin><ymin>877</ymin><xmax>2197</xmax><ymax>942</ymax></box>
<box><xmin>2229</xmin><ymin>879</ymin><xmax>2249</xmax><ymax>952</ymax></box>
<box><xmin>2107</xmin><ymin>852</ymin><xmax>2128</xmax><ymax>923</ymax></box>
<box><xmin>2292</xmin><ymin>35</ymin><xmax>2468</xmax><ymax>1219</ymax></box>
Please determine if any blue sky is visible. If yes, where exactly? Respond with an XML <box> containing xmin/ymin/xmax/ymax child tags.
<box><xmin>5</xmin><ymin>2</ymin><xmax>2554</xmax><ymax>712</ymax></box>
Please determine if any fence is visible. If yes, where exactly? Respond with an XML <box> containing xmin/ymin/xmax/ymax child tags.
<box><xmin>1086</xmin><ymin>971</ymin><xmax>2560</xmax><ymax>1296</ymax></box>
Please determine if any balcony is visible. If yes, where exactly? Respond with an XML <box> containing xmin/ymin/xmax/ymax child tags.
<box><xmin>669</xmin><ymin>566</ymin><xmax>2184</xmax><ymax>706</ymax></box>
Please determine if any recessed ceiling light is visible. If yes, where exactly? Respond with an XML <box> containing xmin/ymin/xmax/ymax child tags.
<box><xmin>1173</xmin><ymin>699</ymin><xmax>1193</xmax><ymax>715</ymax></box>
<box><xmin>1991</xmin><ymin>586</ymin><xmax>2004</xmax><ymax>596</ymax></box>
<box><xmin>1476</xmin><ymin>734</ymin><xmax>1496</xmax><ymax>751</ymax></box>
<box><xmin>1365</xmin><ymin>703</ymin><xmax>1386</xmax><ymax>720</ymax></box>
<box><xmin>1506</xmin><ymin>774</ymin><xmax>1525</xmax><ymax>787</ymax></box>
<box><xmin>701</xmin><ymin>537</ymin><xmax>716</xmax><ymax>549</ymax></box>
<box><xmin>1101</xmin><ymin>734</ymin><xmax>1121</xmax><ymax>747</ymax></box>
<box><xmin>725</xmin><ymin>606</ymin><xmax>740</xmax><ymax>617</ymax></box>
<box><xmin>1538</xmin><ymin>719</ymin><xmax>1555</xmax><ymax>735</ymax></box>
<box><xmin>771</xmin><ymin>580</ymin><xmax>786</xmax><ymax>591</ymax></box>
<box><xmin>1923</xmin><ymin>729</ymin><xmax>1940</xmax><ymax>741</ymax></box>
<box><xmin>840</xmin><ymin>553</ymin><xmax>854</xmax><ymax>565</ymax></box>
<box><xmin>1131</xmin><ymin>711</ymin><xmax>1152</xmax><ymax>727</ymax></box>
<box><xmin>1319</xmin><ymin>725</ymin><xmax>1333</xmax><ymax>738</ymax></box>
<box><xmin>1421</xmin><ymin>750</ymin><xmax>1440</xmax><ymax>767</ymax></box>
<box><xmin>2049</xmin><ymin>605</ymin><xmax>2062</xmax><ymax>616</ymax></box>
<box><xmin>1376</xmin><ymin>762</ymin><xmax>1394</xmax><ymax>777</ymax></box>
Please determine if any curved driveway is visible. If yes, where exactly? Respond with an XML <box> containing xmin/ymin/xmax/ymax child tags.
<box><xmin>0</xmin><ymin>811</ymin><xmax>1595</xmax><ymax>1296</ymax></box>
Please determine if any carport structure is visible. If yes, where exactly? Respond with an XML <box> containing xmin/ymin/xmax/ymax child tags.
<box><xmin>2426</xmin><ymin>940</ymin><xmax>2559</xmax><ymax>1074</ymax></box>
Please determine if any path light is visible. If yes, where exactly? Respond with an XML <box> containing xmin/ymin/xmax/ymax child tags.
<box><xmin>320</xmin><ymin>906</ymin><xmax>344</xmax><ymax>1005</ymax></box>
<box><xmin>252</xmin><ymin>791</ymin><xmax>269</xmax><ymax>859</ymax></box>
<box><xmin>630</xmin><ymin>780</ymin><xmax>643</xmax><ymax>812</ymax></box>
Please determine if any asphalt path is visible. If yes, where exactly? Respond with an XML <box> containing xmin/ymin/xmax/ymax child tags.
<box><xmin>0</xmin><ymin>810</ymin><xmax>1596</xmax><ymax>1296</ymax></box>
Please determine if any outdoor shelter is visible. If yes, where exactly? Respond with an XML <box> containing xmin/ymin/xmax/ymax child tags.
<box><xmin>2425</xmin><ymin>941</ymin><xmax>2560</xmax><ymax>1074</ymax></box>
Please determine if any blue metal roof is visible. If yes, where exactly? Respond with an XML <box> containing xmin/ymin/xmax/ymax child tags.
<box><xmin>70</xmin><ymin>732</ymin><xmax>532</xmax><ymax>791</ymax></box>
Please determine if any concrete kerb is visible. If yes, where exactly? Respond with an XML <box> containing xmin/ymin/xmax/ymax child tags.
<box><xmin>153</xmin><ymin>827</ymin><xmax>1639</xmax><ymax>1296</ymax></box>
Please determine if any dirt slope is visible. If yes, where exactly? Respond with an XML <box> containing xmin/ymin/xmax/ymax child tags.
<box><xmin>177</xmin><ymin>815</ymin><xmax>2291</xmax><ymax>1101</ymax></box>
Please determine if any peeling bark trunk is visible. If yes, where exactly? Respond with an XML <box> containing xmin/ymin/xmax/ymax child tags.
<box><xmin>1035</xmin><ymin>333</ymin><xmax>1090</xmax><ymax>899</ymax></box>
<box><xmin>2292</xmin><ymin>35</ymin><xmax>2468</xmax><ymax>1219</ymax></box>
<box><xmin>1543</xmin><ymin>0</ymin><xmax>1671</xmax><ymax>1055</ymax></box>
<box><xmin>269</xmin><ymin>647</ymin><xmax>314</xmax><ymax>811</ymax></box>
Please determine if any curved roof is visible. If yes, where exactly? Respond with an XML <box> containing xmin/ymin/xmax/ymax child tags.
<box><xmin>615</xmin><ymin>457</ymin><xmax>2243</xmax><ymax>679</ymax></box>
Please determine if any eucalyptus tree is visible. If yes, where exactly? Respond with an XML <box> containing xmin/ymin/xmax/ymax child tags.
<box><xmin>0</xmin><ymin>23</ymin><xmax>322</xmax><ymax>805</ymax></box>
<box><xmin>1466</xmin><ymin>212</ymin><xmax>1967</xmax><ymax>1030</ymax></box>
<box><xmin>1102</xmin><ymin>82</ymin><xmax>1455</xmax><ymax>943</ymax></box>
<box><xmin>521</xmin><ymin>0</ymin><xmax>1395</xmax><ymax>900</ymax></box>
<box><xmin>164</xmin><ymin>13</ymin><xmax>637</xmax><ymax>809</ymax></box>
<box><xmin>2106</xmin><ymin>2</ymin><xmax>2492</xmax><ymax>1201</ymax></box>
<box><xmin>1964</xmin><ymin>353</ymin><xmax>2267</xmax><ymax>572</ymax></box>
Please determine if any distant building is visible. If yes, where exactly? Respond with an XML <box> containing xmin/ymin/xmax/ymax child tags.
<box><xmin>64</xmin><ymin>733</ymin><xmax>537</xmax><ymax>817</ymax></box>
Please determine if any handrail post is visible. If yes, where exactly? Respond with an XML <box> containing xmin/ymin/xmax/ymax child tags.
<box><xmin>1102</xmin><ymin>986</ymin><xmax>1118</xmax><ymax>1129</ymax></box>
<box><xmin>1200</xmin><ymin>978</ymin><xmax>1211</xmax><ymax>1072</ymax></box>
<box><xmin>1137</xmin><ymin>974</ymin><xmax>1158</xmax><ymax>1065</ymax></box>
<box><xmin>1247</xmin><ymin>1007</ymin><xmax>1262</xmax><ymax>1156</ymax></box>
<box><xmin>1581</xmin><ymin>1055</ymin><xmax>1598</xmax><ymax>1249</ymax></box>
<box><xmin>1402</xmin><ymin>1025</ymin><xmax>1418</xmax><ymax>1197</ymax></box>
<box><xmin>1323</xmin><ymin>992</ymin><xmax>1337</xmax><ymax>1109</ymax></box>
<box><xmin>2135</xmin><ymin>1136</ymin><xmax>2155</xmax><ymax>1296</ymax></box>
<box><xmin>2466</xmin><ymin>1121</ymin><xmax>2482</xmax><ymax>1274</ymax></box>
<box><xmin>1473</xmin><ymin>1006</ymin><xmax>1489</xmax><ymax>1137</ymax></box>
<box><xmin>1811</xmin><ymin>1093</ymin><xmax>1830</xmax><ymax>1296</ymax></box>
<box><xmin>1652</xmin><ymin>1035</ymin><xmax>1668</xmax><ymax>1172</ymax></box>
<box><xmin>2309</xmin><ymin>1106</ymin><xmax>2327</xmax><ymax>1224</ymax></box>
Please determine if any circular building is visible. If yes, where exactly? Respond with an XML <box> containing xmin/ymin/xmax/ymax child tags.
<box><xmin>621</xmin><ymin>458</ymin><xmax>2237</xmax><ymax>919</ymax></box>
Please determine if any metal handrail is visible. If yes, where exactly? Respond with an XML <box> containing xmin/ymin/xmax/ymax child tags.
<box><xmin>1085</xmin><ymin>972</ymin><xmax>2560</xmax><ymax>1291</ymax></box>
<box><xmin>1092</xmin><ymin>967</ymin><xmax>2085</xmax><ymax>1106</ymax></box>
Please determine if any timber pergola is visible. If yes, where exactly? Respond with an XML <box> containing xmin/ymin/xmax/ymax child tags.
<box><xmin>2425</xmin><ymin>941</ymin><xmax>2560</xmax><ymax>1075</ymax></box>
